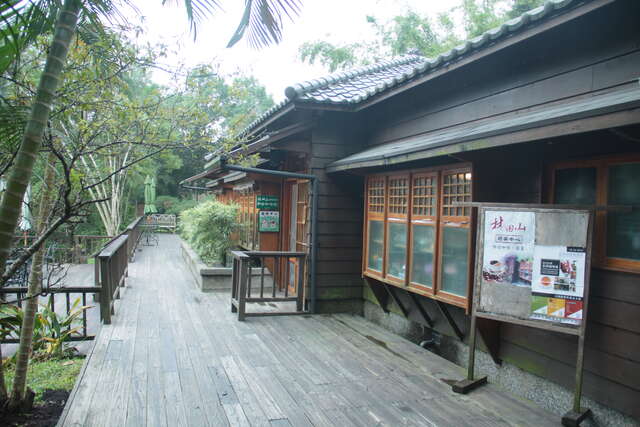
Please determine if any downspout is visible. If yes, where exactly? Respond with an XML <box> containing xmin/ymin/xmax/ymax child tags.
<box><xmin>224</xmin><ymin>163</ymin><xmax>318</xmax><ymax>314</ymax></box>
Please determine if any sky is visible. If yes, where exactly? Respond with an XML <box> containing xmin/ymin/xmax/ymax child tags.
<box><xmin>128</xmin><ymin>0</ymin><xmax>460</xmax><ymax>101</ymax></box>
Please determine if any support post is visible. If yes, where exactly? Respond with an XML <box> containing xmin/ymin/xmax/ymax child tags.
<box><xmin>296</xmin><ymin>255</ymin><xmax>305</xmax><ymax>312</ymax></box>
<box><xmin>237</xmin><ymin>258</ymin><xmax>249</xmax><ymax>321</ymax></box>
<box><xmin>98</xmin><ymin>256</ymin><xmax>111</xmax><ymax>325</ymax></box>
<box><xmin>452</xmin><ymin>312</ymin><xmax>486</xmax><ymax>394</ymax></box>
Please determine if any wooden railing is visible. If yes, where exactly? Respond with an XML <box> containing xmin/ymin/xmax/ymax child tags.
<box><xmin>122</xmin><ymin>216</ymin><xmax>144</xmax><ymax>260</ymax></box>
<box><xmin>0</xmin><ymin>286</ymin><xmax>99</xmax><ymax>343</ymax></box>
<box><xmin>95</xmin><ymin>235</ymin><xmax>129</xmax><ymax>325</ymax></box>
<box><xmin>231</xmin><ymin>251</ymin><xmax>306</xmax><ymax>321</ymax></box>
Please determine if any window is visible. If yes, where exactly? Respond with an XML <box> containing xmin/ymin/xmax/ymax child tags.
<box><xmin>386</xmin><ymin>175</ymin><xmax>409</xmax><ymax>284</ymax></box>
<box><xmin>365</xmin><ymin>176</ymin><xmax>385</xmax><ymax>276</ymax></box>
<box><xmin>550</xmin><ymin>156</ymin><xmax>640</xmax><ymax>273</ymax></box>
<box><xmin>364</xmin><ymin>165</ymin><xmax>473</xmax><ymax>309</ymax></box>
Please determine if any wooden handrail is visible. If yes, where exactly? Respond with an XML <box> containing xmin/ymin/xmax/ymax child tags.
<box><xmin>231</xmin><ymin>250</ymin><xmax>307</xmax><ymax>321</ymax></box>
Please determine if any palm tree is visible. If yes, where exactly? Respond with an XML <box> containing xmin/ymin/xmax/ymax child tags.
<box><xmin>0</xmin><ymin>0</ymin><xmax>301</xmax><ymax>409</ymax></box>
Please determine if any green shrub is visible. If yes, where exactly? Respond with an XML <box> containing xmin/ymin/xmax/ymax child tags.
<box><xmin>155</xmin><ymin>196</ymin><xmax>198</xmax><ymax>216</ymax></box>
<box><xmin>0</xmin><ymin>296</ymin><xmax>92</xmax><ymax>363</ymax></box>
<box><xmin>167</xmin><ymin>198</ymin><xmax>198</xmax><ymax>216</ymax></box>
<box><xmin>179</xmin><ymin>199</ymin><xmax>239</xmax><ymax>264</ymax></box>
<box><xmin>155</xmin><ymin>195</ymin><xmax>180</xmax><ymax>214</ymax></box>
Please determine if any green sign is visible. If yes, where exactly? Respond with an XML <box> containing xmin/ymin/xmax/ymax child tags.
<box><xmin>257</xmin><ymin>195</ymin><xmax>279</xmax><ymax>210</ymax></box>
<box><xmin>259</xmin><ymin>211</ymin><xmax>280</xmax><ymax>232</ymax></box>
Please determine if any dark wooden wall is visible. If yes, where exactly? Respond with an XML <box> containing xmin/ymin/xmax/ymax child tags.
<box><xmin>364</xmin><ymin>0</ymin><xmax>640</xmax><ymax>150</ymax></box>
<box><xmin>309</xmin><ymin>113</ymin><xmax>367</xmax><ymax>313</ymax></box>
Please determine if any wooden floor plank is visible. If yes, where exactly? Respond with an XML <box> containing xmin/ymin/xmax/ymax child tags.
<box><xmin>59</xmin><ymin>234</ymin><xmax>558</xmax><ymax>427</ymax></box>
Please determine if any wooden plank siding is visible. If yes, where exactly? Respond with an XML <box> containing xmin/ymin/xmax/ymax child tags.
<box><xmin>309</xmin><ymin>114</ymin><xmax>367</xmax><ymax>313</ymax></box>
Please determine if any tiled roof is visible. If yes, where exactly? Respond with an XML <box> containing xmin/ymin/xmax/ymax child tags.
<box><xmin>238</xmin><ymin>0</ymin><xmax>581</xmax><ymax>139</ymax></box>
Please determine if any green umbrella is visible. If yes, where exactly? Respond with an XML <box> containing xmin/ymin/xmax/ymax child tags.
<box><xmin>144</xmin><ymin>175</ymin><xmax>157</xmax><ymax>214</ymax></box>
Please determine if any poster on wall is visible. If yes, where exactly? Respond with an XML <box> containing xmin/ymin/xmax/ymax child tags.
<box><xmin>258</xmin><ymin>211</ymin><xmax>280</xmax><ymax>232</ymax></box>
<box><xmin>530</xmin><ymin>245</ymin><xmax>586</xmax><ymax>324</ymax></box>
<box><xmin>482</xmin><ymin>211</ymin><xmax>535</xmax><ymax>287</ymax></box>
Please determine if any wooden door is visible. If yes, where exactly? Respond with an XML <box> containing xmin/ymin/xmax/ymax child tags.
<box><xmin>281</xmin><ymin>180</ymin><xmax>309</xmax><ymax>296</ymax></box>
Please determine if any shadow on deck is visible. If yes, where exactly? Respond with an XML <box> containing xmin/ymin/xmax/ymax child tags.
<box><xmin>58</xmin><ymin>234</ymin><xmax>557</xmax><ymax>426</ymax></box>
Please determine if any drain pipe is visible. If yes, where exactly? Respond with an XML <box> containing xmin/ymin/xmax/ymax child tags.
<box><xmin>224</xmin><ymin>163</ymin><xmax>319</xmax><ymax>314</ymax></box>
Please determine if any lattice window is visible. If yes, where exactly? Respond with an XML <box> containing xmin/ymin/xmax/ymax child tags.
<box><xmin>442</xmin><ymin>171</ymin><xmax>472</xmax><ymax>217</ymax></box>
<box><xmin>367</xmin><ymin>177</ymin><xmax>386</xmax><ymax>214</ymax></box>
<box><xmin>412</xmin><ymin>175</ymin><xmax>437</xmax><ymax>217</ymax></box>
<box><xmin>388</xmin><ymin>176</ymin><xmax>409</xmax><ymax>215</ymax></box>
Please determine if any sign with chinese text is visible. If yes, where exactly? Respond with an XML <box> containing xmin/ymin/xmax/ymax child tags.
<box><xmin>530</xmin><ymin>245</ymin><xmax>586</xmax><ymax>324</ymax></box>
<box><xmin>258</xmin><ymin>211</ymin><xmax>280</xmax><ymax>232</ymax></box>
<box><xmin>482</xmin><ymin>211</ymin><xmax>535</xmax><ymax>287</ymax></box>
<box><xmin>476</xmin><ymin>208</ymin><xmax>591</xmax><ymax>328</ymax></box>
<box><xmin>257</xmin><ymin>195</ymin><xmax>279</xmax><ymax>210</ymax></box>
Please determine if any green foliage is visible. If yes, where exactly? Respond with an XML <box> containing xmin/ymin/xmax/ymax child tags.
<box><xmin>155</xmin><ymin>195</ymin><xmax>198</xmax><ymax>216</ymax></box>
<box><xmin>298</xmin><ymin>0</ymin><xmax>549</xmax><ymax>71</ymax></box>
<box><xmin>0</xmin><ymin>297</ymin><xmax>92</xmax><ymax>363</ymax></box>
<box><xmin>179</xmin><ymin>199</ymin><xmax>240</xmax><ymax>264</ymax></box>
<box><xmin>3</xmin><ymin>357</ymin><xmax>83</xmax><ymax>402</ymax></box>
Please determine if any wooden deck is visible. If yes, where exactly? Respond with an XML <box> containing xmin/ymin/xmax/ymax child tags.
<box><xmin>59</xmin><ymin>234</ymin><xmax>558</xmax><ymax>426</ymax></box>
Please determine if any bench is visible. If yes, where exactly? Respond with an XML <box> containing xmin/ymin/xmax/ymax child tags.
<box><xmin>144</xmin><ymin>214</ymin><xmax>177</xmax><ymax>232</ymax></box>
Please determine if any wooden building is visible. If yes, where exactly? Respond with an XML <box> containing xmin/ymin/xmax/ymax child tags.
<box><xmin>183</xmin><ymin>0</ymin><xmax>640</xmax><ymax>422</ymax></box>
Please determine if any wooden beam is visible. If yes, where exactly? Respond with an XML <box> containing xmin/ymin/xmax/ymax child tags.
<box><xmin>383</xmin><ymin>283</ymin><xmax>409</xmax><ymax>318</ymax></box>
<box><xmin>407</xmin><ymin>292</ymin><xmax>434</xmax><ymax>328</ymax></box>
<box><xmin>364</xmin><ymin>277</ymin><xmax>390</xmax><ymax>313</ymax></box>
<box><xmin>436</xmin><ymin>301</ymin><xmax>464</xmax><ymax>341</ymax></box>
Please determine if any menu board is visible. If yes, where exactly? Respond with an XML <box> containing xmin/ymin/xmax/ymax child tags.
<box><xmin>475</xmin><ymin>208</ymin><xmax>591</xmax><ymax>328</ymax></box>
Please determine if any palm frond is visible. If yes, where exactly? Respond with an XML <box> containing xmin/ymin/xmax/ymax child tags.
<box><xmin>162</xmin><ymin>0</ymin><xmax>223</xmax><ymax>40</ymax></box>
<box><xmin>227</xmin><ymin>0</ymin><xmax>300</xmax><ymax>48</ymax></box>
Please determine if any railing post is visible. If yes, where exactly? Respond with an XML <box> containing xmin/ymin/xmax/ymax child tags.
<box><xmin>98</xmin><ymin>255</ymin><xmax>112</xmax><ymax>325</ymax></box>
<box><xmin>93</xmin><ymin>255</ymin><xmax>101</xmax><ymax>302</ymax></box>
<box><xmin>297</xmin><ymin>255</ymin><xmax>305</xmax><ymax>312</ymax></box>
<box><xmin>238</xmin><ymin>257</ymin><xmax>249</xmax><ymax>321</ymax></box>
<box><xmin>231</xmin><ymin>257</ymin><xmax>238</xmax><ymax>313</ymax></box>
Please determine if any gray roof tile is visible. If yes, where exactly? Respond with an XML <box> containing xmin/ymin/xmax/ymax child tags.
<box><xmin>238</xmin><ymin>0</ymin><xmax>582</xmax><ymax>139</ymax></box>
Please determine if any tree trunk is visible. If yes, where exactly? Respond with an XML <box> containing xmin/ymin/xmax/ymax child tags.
<box><xmin>7</xmin><ymin>153</ymin><xmax>57</xmax><ymax>411</ymax></box>
<box><xmin>0</xmin><ymin>0</ymin><xmax>80</xmax><ymax>288</ymax></box>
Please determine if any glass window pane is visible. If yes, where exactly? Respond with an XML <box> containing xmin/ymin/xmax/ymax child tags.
<box><xmin>441</xmin><ymin>227</ymin><xmax>469</xmax><ymax>297</ymax></box>
<box><xmin>411</xmin><ymin>225</ymin><xmax>435</xmax><ymax>287</ymax></box>
<box><xmin>607</xmin><ymin>163</ymin><xmax>640</xmax><ymax>260</ymax></box>
<box><xmin>386</xmin><ymin>222</ymin><xmax>407</xmax><ymax>279</ymax></box>
<box><xmin>554</xmin><ymin>168</ymin><xmax>596</xmax><ymax>205</ymax></box>
<box><xmin>367</xmin><ymin>220</ymin><xmax>384</xmax><ymax>272</ymax></box>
